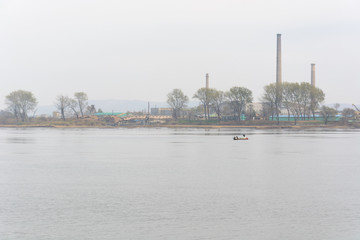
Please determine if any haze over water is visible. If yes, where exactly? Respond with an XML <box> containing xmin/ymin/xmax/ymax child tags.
<box><xmin>1</xmin><ymin>128</ymin><xmax>360</xmax><ymax>240</ymax></box>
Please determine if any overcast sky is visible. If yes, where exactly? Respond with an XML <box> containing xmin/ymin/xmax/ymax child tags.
<box><xmin>1</xmin><ymin>0</ymin><xmax>359</xmax><ymax>109</ymax></box>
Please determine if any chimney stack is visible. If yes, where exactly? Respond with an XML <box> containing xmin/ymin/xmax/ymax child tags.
<box><xmin>311</xmin><ymin>64</ymin><xmax>315</xmax><ymax>87</ymax></box>
<box><xmin>206</xmin><ymin>73</ymin><xmax>209</xmax><ymax>89</ymax></box>
<box><xmin>276</xmin><ymin>34</ymin><xmax>282</xmax><ymax>85</ymax></box>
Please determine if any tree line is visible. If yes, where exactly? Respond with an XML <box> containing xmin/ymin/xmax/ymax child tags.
<box><xmin>3</xmin><ymin>85</ymin><xmax>357</xmax><ymax>124</ymax></box>
<box><xmin>167</xmin><ymin>86</ymin><xmax>253</xmax><ymax>122</ymax></box>
<box><xmin>166</xmin><ymin>82</ymin><xmax>346</xmax><ymax>124</ymax></box>
<box><xmin>262</xmin><ymin>82</ymin><xmax>325</xmax><ymax>124</ymax></box>
<box><xmin>55</xmin><ymin>92</ymin><xmax>88</xmax><ymax>120</ymax></box>
<box><xmin>4</xmin><ymin>90</ymin><xmax>89</xmax><ymax>122</ymax></box>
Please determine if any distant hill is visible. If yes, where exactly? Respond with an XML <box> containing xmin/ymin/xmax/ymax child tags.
<box><xmin>324</xmin><ymin>103</ymin><xmax>360</xmax><ymax>111</ymax></box>
<box><xmin>36</xmin><ymin>105</ymin><xmax>57</xmax><ymax>116</ymax></box>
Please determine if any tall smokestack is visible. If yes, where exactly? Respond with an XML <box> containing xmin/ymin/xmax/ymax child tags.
<box><xmin>311</xmin><ymin>63</ymin><xmax>315</xmax><ymax>87</ymax></box>
<box><xmin>206</xmin><ymin>73</ymin><xmax>209</xmax><ymax>89</ymax></box>
<box><xmin>276</xmin><ymin>34</ymin><xmax>282</xmax><ymax>85</ymax></box>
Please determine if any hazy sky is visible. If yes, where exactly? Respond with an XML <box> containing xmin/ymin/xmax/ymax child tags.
<box><xmin>1</xmin><ymin>0</ymin><xmax>359</xmax><ymax>109</ymax></box>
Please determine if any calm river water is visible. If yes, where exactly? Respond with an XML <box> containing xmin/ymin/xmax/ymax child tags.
<box><xmin>1</xmin><ymin>127</ymin><xmax>360</xmax><ymax>240</ymax></box>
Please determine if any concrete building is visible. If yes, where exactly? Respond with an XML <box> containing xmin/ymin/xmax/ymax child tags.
<box><xmin>150</xmin><ymin>108</ymin><xmax>159</xmax><ymax>115</ymax></box>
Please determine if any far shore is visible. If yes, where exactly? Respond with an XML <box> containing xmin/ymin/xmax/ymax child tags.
<box><xmin>0</xmin><ymin>124</ymin><xmax>357</xmax><ymax>130</ymax></box>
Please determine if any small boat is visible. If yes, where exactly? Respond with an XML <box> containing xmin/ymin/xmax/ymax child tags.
<box><xmin>233</xmin><ymin>136</ymin><xmax>248</xmax><ymax>140</ymax></box>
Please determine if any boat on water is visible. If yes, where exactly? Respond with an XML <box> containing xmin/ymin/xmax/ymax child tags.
<box><xmin>233</xmin><ymin>136</ymin><xmax>248</xmax><ymax>140</ymax></box>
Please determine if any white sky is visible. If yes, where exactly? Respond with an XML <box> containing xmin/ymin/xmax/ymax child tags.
<box><xmin>1</xmin><ymin>0</ymin><xmax>360</xmax><ymax>109</ymax></box>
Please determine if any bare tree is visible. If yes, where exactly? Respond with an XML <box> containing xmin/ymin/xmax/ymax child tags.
<box><xmin>193</xmin><ymin>88</ymin><xmax>211</xmax><ymax>120</ymax></box>
<box><xmin>299</xmin><ymin>82</ymin><xmax>312</xmax><ymax>120</ymax></box>
<box><xmin>260</xmin><ymin>102</ymin><xmax>273</xmax><ymax>120</ymax></box>
<box><xmin>246</xmin><ymin>103</ymin><xmax>256</xmax><ymax>120</ymax></box>
<box><xmin>282</xmin><ymin>82</ymin><xmax>302</xmax><ymax>125</ymax></box>
<box><xmin>275</xmin><ymin>82</ymin><xmax>283</xmax><ymax>124</ymax></box>
<box><xmin>55</xmin><ymin>95</ymin><xmax>71</xmax><ymax>120</ymax></box>
<box><xmin>261</xmin><ymin>83</ymin><xmax>277</xmax><ymax>120</ymax></box>
<box><xmin>69</xmin><ymin>98</ymin><xmax>80</xmax><ymax>119</ymax></box>
<box><xmin>281</xmin><ymin>82</ymin><xmax>293</xmax><ymax>121</ymax></box>
<box><xmin>86</xmin><ymin>105</ymin><xmax>96</xmax><ymax>115</ymax></box>
<box><xmin>74</xmin><ymin>92</ymin><xmax>88</xmax><ymax>117</ymax></box>
<box><xmin>167</xmin><ymin>89</ymin><xmax>189</xmax><ymax>119</ymax></box>
<box><xmin>5</xmin><ymin>90</ymin><xmax>37</xmax><ymax>122</ymax></box>
<box><xmin>341</xmin><ymin>108</ymin><xmax>356</xmax><ymax>124</ymax></box>
<box><xmin>281</xmin><ymin>82</ymin><xmax>325</xmax><ymax>124</ymax></box>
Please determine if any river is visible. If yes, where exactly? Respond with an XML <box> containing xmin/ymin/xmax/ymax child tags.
<box><xmin>1</xmin><ymin>127</ymin><xmax>360</xmax><ymax>239</ymax></box>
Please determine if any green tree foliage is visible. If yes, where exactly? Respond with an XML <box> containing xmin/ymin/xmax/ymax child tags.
<box><xmin>310</xmin><ymin>87</ymin><xmax>325</xmax><ymax>119</ymax></box>
<box><xmin>167</xmin><ymin>89</ymin><xmax>189</xmax><ymax>119</ymax></box>
<box><xmin>208</xmin><ymin>89</ymin><xmax>225</xmax><ymax>122</ymax></box>
<box><xmin>193</xmin><ymin>88</ymin><xmax>211</xmax><ymax>120</ymax></box>
<box><xmin>225</xmin><ymin>86</ymin><xmax>253</xmax><ymax>121</ymax></box>
<box><xmin>264</xmin><ymin>82</ymin><xmax>325</xmax><ymax>124</ymax></box>
<box><xmin>5</xmin><ymin>90</ymin><xmax>38</xmax><ymax>122</ymax></box>
<box><xmin>320</xmin><ymin>106</ymin><xmax>337</xmax><ymax>124</ymax></box>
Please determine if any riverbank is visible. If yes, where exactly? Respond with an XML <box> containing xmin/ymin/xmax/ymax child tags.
<box><xmin>0</xmin><ymin>123</ymin><xmax>357</xmax><ymax>129</ymax></box>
